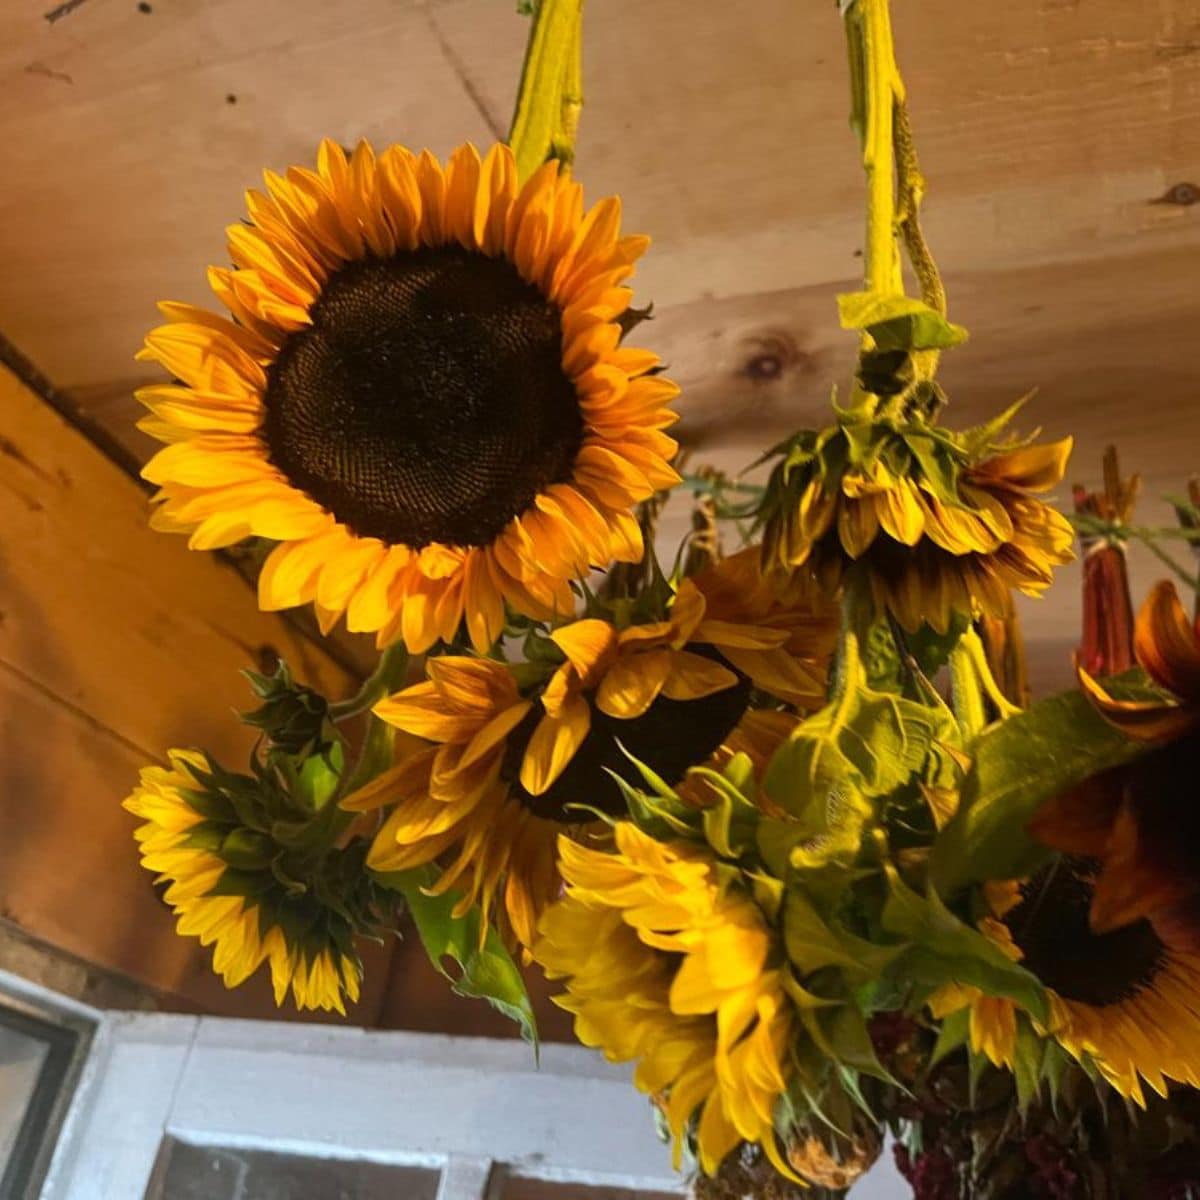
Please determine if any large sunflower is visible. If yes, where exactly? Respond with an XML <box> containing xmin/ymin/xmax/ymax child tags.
<box><xmin>1031</xmin><ymin>580</ymin><xmax>1200</xmax><ymax>949</ymax></box>
<box><xmin>137</xmin><ymin>140</ymin><xmax>679</xmax><ymax>652</ymax></box>
<box><xmin>931</xmin><ymin>861</ymin><xmax>1200</xmax><ymax>1106</ymax></box>
<box><xmin>534</xmin><ymin>822</ymin><xmax>797</xmax><ymax>1179</ymax></box>
<box><xmin>125</xmin><ymin>750</ymin><xmax>366</xmax><ymax>1013</ymax></box>
<box><xmin>760</xmin><ymin>416</ymin><xmax>1075</xmax><ymax>633</ymax></box>
<box><xmin>348</xmin><ymin>554</ymin><xmax>833</xmax><ymax>951</ymax></box>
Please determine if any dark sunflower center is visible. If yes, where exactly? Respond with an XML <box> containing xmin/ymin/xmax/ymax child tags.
<box><xmin>504</xmin><ymin>659</ymin><xmax>753</xmax><ymax>822</ymax></box>
<box><xmin>1005</xmin><ymin>859</ymin><xmax>1166</xmax><ymax>1007</ymax></box>
<box><xmin>261</xmin><ymin>247</ymin><xmax>584</xmax><ymax>548</ymax></box>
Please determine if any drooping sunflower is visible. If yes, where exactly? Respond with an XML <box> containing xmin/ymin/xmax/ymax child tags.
<box><xmin>1032</xmin><ymin>579</ymin><xmax>1200</xmax><ymax>949</ymax></box>
<box><xmin>137</xmin><ymin>140</ymin><xmax>679</xmax><ymax>652</ymax></box>
<box><xmin>519</xmin><ymin>552</ymin><xmax>835</xmax><ymax>798</ymax></box>
<box><xmin>930</xmin><ymin>861</ymin><xmax>1200</xmax><ymax>1106</ymax></box>
<box><xmin>124</xmin><ymin>750</ymin><xmax>369</xmax><ymax>1013</ymax></box>
<box><xmin>349</xmin><ymin>554</ymin><xmax>833</xmax><ymax>952</ymax></box>
<box><xmin>760</xmin><ymin>412</ymin><xmax>1075</xmax><ymax>633</ymax></box>
<box><xmin>534</xmin><ymin>822</ymin><xmax>797</xmax><ymax>1179</ymax></box>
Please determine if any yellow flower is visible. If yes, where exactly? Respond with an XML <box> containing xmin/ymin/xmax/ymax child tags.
<box><xmin>352</xmin><ymin>551</ymin><xmax>832</xmax><ymax>955</ymax></box>
<box><xmin>762</xmin><ymin>421</ymin><xmax>1075</xmax><ymax>633</ymax></box>
<box><xmin>520</xmin><ymin>551</ymin><xmax>835</xmax><ymax>799</ymax></box>
<box><xmin>534</xmin><ymin>823</ymin><xmax>798</xmax><ymax>1180</ymax></box>
<box><xmin>137</xmin><ymin>140</ymin><xmax>679</xmax><ymax>653</ymax></box>
<box><xmin>346</xmin><ymin>657</ymin><xmax>558</xmax><ymax>952</ymax></box>
<box><xmin>929</xmin><ymin>864</ymin><xmax>1200</xmax><ymax>1106</ymax></box>
<box><xmin>124</xmin><ymin>750</ymin><xmax>363</xmax><ymax>1014</ymax></box>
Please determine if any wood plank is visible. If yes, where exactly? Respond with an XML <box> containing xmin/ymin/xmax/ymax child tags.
<box><xmin>2</xmin><ymin>0</ymin><xmax>1199</xmax><ymax>390</ymax></box>
<box><xmin>0</xmin><ymin>364</ymin><xmax>395</xmax><ymax>1021</ymax></box>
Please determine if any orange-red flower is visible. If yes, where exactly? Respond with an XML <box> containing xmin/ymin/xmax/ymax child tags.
<box><xmin>1032</xmin><ymin>581</ymin><xmax>1200</xmax><ymax>948</ymax></box>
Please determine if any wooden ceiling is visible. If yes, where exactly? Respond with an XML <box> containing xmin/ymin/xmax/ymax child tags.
<box><xmin>2</xmin><ymin>0</ymin><xmax>1199</xmax><ymax>657</ymax></box>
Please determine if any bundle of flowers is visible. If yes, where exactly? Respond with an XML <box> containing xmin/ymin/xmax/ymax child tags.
<box><xmin>122</xmin><ymin>0</ymin><xmax>1200</xmax><ymax>1194</ymax></box>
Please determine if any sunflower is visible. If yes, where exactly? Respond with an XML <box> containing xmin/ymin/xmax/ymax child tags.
<box><xmin>930</xmin><ymin>861</ymin><xmax>1200</xmax><ymax>1106</ymax></box>
<box><xmin>344</xmin><ymin>656</ymin><xmax>560</xmax><ymax>951</ymax></box>
<box><xmin>519</xmin><ymin>553</ymin><xmax>835</xmax><ymax>799</ymax></box>
<box><xmin>350</xmin><ymin>553</ymin><xmax>832</xmax><ymax>952</ymax></box>
<box><xmin>137</xmin><ymin>139</ymin><xmax>679</xmax><ymax>652</ymax></box>
<box><xmin>534</xmin><ymin>822</ymin><xmax>797</xmax><ymax>1179</ymax></box>
<box><xmin>124</xmin><ymin>750</ymin><xmax>365</xmax><ymax>1013</ymax></box>
<box><xmin>1032</xmin><ymin>580</ymin><xmax>1200</xmax><ymax>950</ymax></box>
<box><xmin>760</xmin><ymin>415</ymin><xmax>1075</xmax><ymax>633</ymax></box>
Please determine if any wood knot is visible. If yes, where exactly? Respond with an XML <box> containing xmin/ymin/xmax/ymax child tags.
<box><xmin>1154</xmin><ymin>181</ymin><xmax>1200</xmax><ymax>207</ymax></box>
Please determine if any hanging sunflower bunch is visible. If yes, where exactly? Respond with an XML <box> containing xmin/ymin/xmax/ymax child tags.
<box><xmin>122</xmin><ymin>0</ymin><xmax>1200</xmax><ymax>1194</ymax></box>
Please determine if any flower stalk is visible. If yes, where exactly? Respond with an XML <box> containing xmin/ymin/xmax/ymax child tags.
<box><xmin>508</xmin><ymin>0</ymin><xmax>586</xmax><ymax>182</ymax></box>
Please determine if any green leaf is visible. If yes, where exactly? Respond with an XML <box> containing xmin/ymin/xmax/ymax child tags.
<box><xmin>836</xmin><ymin>291</ymin><xmax>967</xmax><ymax>350</ymax></box>
<box><xmin>930</xmin><ymin>689</ymin><xmax>1153</xmax><ymax>897</ymax></box>
<box><xmin>881</xmin><ymin>865</ymin><xmax>1048</xmax><ymax>1024</ymax></box>
<box><xmin>374</xmin><ymin>868</ymin><xmax>539</xmax><ymax>1049</ymax></box>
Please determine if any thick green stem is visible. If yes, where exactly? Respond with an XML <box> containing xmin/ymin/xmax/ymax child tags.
<box><xmin>508</xmin><ymin>0</ymin><xmax>585</xmax><ymax>183</ymax></box>
<box><xmin>330</xmin><ymin>643</ymin><xmax>410</xmax><ymax>723</ymax></box>
<box><xmin>846</xmin><ymin>0</ymin><xmax>904</xmax><ymax>301</ymax></box>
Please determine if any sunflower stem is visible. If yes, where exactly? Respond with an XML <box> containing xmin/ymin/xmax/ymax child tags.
<box><xmin>508</xmin><ymin>0</ymin><xmax>586</xmax><ymax>183</ymax></box>
<box><xmin>845</xmin><ymin>0</ymin><xmax>904</xmax><ymax>303</ymax></box>
<box><xmin>330</xmin><ymin>643</ymin><xmax>411</xmax><ymax>723</ymax></box>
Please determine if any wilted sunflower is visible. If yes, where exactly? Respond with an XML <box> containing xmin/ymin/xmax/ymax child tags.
<box><xmin>137</xmin><ymin>139</ymin><xmax>679</xmax><ymax>652</ymax></box>
<box><xmin>759</xmin><ymin>410</ymin><xmax>1075</xmax><ymax>632</ymax></box>
<box><xmin>930</xmin><ymin>861</ymin><xmax>1200</xmax><ymax>1106</ymax></box>
<box><xmin>349</xmin><ymin>555</ymin><xmax>833</xmax><ymax>951</ymax></box>
<box><xmin>534</xmin><ymin>822</ymin><xmax>798</xmax><ymax>1179</ymax></box>
<box><xmin>125</xmin><ymin>750</ymin><xmax>371</xmax><ymax>1014</ymax></box>
<box><xmin>1032</xmin><ymin>580</ymin><xmax>1200</xmax><ymax>949</ymax></box>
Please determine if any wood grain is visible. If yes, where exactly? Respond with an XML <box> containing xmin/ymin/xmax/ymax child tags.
<box><xmin>0</xmin><ymin>363</ymin><xmax>398</xmax><ymax>1021</ymax></box>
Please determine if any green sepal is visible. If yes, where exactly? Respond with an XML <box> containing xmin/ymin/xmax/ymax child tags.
<box><xmin>1012</xmin><ymin>1020</ymin><xmax>1046</xmax><ymax>1114</ymax></box>
<box><xmin>802</xmin><ymin>1004</ymin><xmax>897</xmax><ymax>1087</ymax></box>
<box><xmin>783</xmin><ymin>889</ymin><xmax>903</xmax><ymax>982</ymax></box>
<box><xmin>929</xmin><ymin>1005</ymin><xmax>970</xmax><ymax>1069</ymax></box>
<box><xmin>218</xmin><ymin>827</ymin><xmax>276</xmax><ymax>870</ymax></box>
<box><xmin>374</xmin><ymin>868</ymin><xmax>539</xmax><ymax>1050</ymax></box>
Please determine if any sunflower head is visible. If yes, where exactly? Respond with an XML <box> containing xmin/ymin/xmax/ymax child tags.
<box><xmin>125</xmin><ymin>748</ymin><xmax>380</xmax><ymax>1013</ymax></box>
<box><xmin>1032</xmin><ymin>581</ymin><xmax>1200</xmax><ymax>949</ymax></box>
<box><xmin>758</xmin><ymin>402</ymin><xmax>1075</xmax><ymax>633</ymax></box>
<box><xmin>931</xmin><ymin>861</ymin><xmax>1200</xmax><ymax>1107</ymax></box>
<box><xmin>346</xmin><ymin>547</ymin><xmax>833</xmax><ymax>955</ymax></box>
<box><xmin>137</xmin><ymin>139</ymin><xmax>680</xmax><ymax>653</ymax></box>
<box><xmin>533</xmin><ymin>822</ymin><xmax>799</xmax><ymax>1180</ymax></box>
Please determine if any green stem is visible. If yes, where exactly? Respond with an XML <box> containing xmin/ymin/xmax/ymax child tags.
<box><xmin>894</xmin><ymin>101</ymin><xmax>945</xmax><ymax>317</ymax></box>
<box><xmin>948</xmin><ymin>639</ymin><xmax>987</xmax><ymax>737</ymax></box>
<box><xmin>330</xmin><ymin>643</ymin><xmax>410</xmax><ymax>723</ymax></box>
<box><xmin>508</xmin><ymin>0</ymin><xmax>585</xmax><ymax>183</ymax></box>
<box><xmin>1132</xmin><ymin>529</ymin><xmax>1200</xmax><ymax>593</ymax></box>
<box><xmin>341</xmin><ymin>713</ymin><xmax>396</xmax><ymax>799</ymax></box>
<box><xmin>845</xmin><ymin>0</ymin><xmax>904</xmax><ymax>301</ymax></box>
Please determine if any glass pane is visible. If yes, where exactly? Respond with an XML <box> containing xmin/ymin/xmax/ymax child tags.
<box><xmin>0</xmin><ymin>999</ymin><xmax>92</xmax><ymax>1200</ymax></box>
<box><xmin>148</xmin><ymin>1138</ymin><xmax>441</xmax><ymax>1200</ymax></box>
<box><xmin>0</xmin><ymin>1026</ymin><xmax>50</xmax><ymax>1169</ymax></box>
